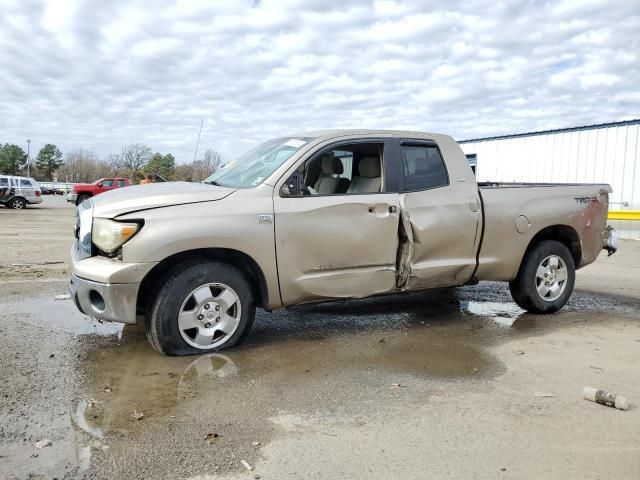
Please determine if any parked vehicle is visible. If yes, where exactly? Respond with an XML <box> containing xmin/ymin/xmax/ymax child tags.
<box><xmin>66</xmin><ymin>177</ymin><xmax>131</xmax><ymax>205</ymax></box>
<box><xmin>0</xmin><ymin>175</ymin><xmax>42</xmax><ymax>209</ymax></box>
<box><xmin>68</xmin><ymin>130</ymin><xmax>618</xmax><ymax>355</ymax></box>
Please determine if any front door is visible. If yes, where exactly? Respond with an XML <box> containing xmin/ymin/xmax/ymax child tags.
<box><xmin>274</xmin><ymin>139</ymin><xmax>401</xmax><ymax>306</ymax></box>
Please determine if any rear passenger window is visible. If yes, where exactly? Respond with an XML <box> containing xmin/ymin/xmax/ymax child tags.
<box><xmin>19</xmin><ymin>179</ymin><xmax>32</xmax><ymax>187</ymax></box>
<box><xmin>401</xmin><ymin>143</ymin><xmax>448</xmax><ymax>191</ymax></box>
<box><xmin>117</xmin><ymin>180</ymin><xmax>127</xmax><ymax>187</ymax></box>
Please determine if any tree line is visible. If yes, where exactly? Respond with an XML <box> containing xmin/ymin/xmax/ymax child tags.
<box><xmin>0</xmin><ymin>143</ymin><xmax>222</xmax><ymax>183</ymax></box>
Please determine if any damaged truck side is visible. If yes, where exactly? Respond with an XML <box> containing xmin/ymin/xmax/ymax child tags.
<box><xmin>68</xmin><ymin>130</ymin><xmax>618</xmax><ymax>355</ymax></box>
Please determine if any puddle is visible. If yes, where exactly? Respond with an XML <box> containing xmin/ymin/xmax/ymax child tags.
<box><xmin>461</xmin><ymin>301</ymin><xmax>525</xmax><ymax>326</ymax></box>
<box><xmin>0</xmin><ymin>296</ymin><xmax>123</xmax><ymax>337</ymax></box>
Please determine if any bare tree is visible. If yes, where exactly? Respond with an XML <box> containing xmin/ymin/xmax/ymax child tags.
<box><xmin>174</xmin><ymin>149</ymin><xmax>223</xmax><ymax>182</ymax></box>
<box><xmin>57</xmin><ymin>149</ymin><xmax>113</xmax><ymax>183</ymax></box>
<box><xmin>108</xmin><ymin>144</ymin><xmax>152</xmax><ymax>181</ymax></box>
<box><xmin>202</xmin><ymin>148</ymin><xmax>222</xmax><ymax>173</ymax></box>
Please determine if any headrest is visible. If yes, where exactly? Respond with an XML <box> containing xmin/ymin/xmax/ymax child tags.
<box><xmin>358</xmin><ymin>157</ymin><xmax>381</xmax><ymax>178</ymax></box>
<box><xmin>321</xmin><ymin>155</ymin><xmax>343</xmax><ymax>175</ymax></box>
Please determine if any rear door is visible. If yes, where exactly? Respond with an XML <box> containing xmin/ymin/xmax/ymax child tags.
<box><xmin>393</xmin><ymin>138</ymin><xmax>481</xmax><ymax>289</ymax></box>
<box><xmin>273</xmin><ymin>138</ymin><xmax>401</xmax><ymax>305</ymax></box>
<box><xmin>18</xmin><ymin>178</ymin><xmax>37</xmax><ymax>201</ymax></box>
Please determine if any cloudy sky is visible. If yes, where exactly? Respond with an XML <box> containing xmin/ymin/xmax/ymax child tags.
<box><xmin>1</xmin><ymin>0</ymin><xmax>639</xmax><ymax>162</ymax></box>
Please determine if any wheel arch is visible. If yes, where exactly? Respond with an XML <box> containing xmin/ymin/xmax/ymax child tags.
<box><xmin>523</xmin><ymin>224</ymin><xmax>582</xmax><ymax>268</ymax></box>
<box><xmin>137</xmin><ymin>248</ymin><xmax>269</xmax><ymax>316</ymax></box>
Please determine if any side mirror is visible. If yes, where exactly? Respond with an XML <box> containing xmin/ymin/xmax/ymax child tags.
<box><xmin>280</xmin><ymin>171</ymin><xmax>304</xmax><ymax>198</ymax></box>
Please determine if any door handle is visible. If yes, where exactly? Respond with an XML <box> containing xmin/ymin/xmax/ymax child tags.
<box><xmin>368</xmin><ymin>205</ymin><xmax>397</xmax><ymax>215</ymax></box>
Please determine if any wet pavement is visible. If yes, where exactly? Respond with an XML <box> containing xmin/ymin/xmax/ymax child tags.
<box><xmin>1</xmin><ymin>279</ymin><xmax>639</xmax><ymax>479</ymax></box>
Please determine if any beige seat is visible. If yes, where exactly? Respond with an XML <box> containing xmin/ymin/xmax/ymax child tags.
<box><xmin>347</xmin><ymin>156</ymin><xmax>381</xmax><ymax>193</ymax></box>
<box><xmin>313</xmin><ymin>156</ymin><xmax>349</xmax><ymax>194</ymax></box>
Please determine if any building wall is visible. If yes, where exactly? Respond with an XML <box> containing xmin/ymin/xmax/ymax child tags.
<box><xmin>460</xmin><ymin>122</ymin><xmax>640</xmax><ymax>240</ymax></box>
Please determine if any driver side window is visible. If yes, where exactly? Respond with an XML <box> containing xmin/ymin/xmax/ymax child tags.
<box><xmin>300</xmin><ymin>142</ymin><xmax>383</xmax><ymax>196</ymax></box>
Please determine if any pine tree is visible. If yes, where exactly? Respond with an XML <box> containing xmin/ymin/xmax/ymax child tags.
<box><xmin>35</xmin><ymin>144</ymin><xmax>64</xmax><ymax>180</ymax></box>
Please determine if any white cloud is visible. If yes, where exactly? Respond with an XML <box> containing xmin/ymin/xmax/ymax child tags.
<box><xmin>0</xmin><ymin>0</ymin><xmax>638</xmax><ymax>162</ymax></box>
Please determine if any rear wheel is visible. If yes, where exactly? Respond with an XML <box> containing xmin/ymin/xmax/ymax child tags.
<box><xmin>9</xmin><ymin>197</ymin><xmax>27</xmax><ymax>209</ymax></box>
<box><xmin>146</xmin><ymin>260</ymin><xmax>255</xmax><ymax>356</ymax></box>
<box><xmin>509</xmin><ymin>240</ymin><xmax>575</xmax><ymax>313</ymax></box>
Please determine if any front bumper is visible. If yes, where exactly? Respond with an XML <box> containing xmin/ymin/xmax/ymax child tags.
<box><xmin>67</xmin><ymin>193</ymin><xmax>78</xmax><ymax>203</ymax></box>
<box><xmin>69</xmin><ymin>274</ymin><xmax>140</xmax><ymax>324</ymax></box>
<box><xmin>68</xmin><ymin>245</ymin><xmax>158</xmax><ymax>324</ymax></box>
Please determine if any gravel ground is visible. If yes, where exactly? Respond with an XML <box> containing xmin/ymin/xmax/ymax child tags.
<box><xmin>0</xmin><ymin>196</ymin><xmax>639</xmax><ymax>480</ymax></box>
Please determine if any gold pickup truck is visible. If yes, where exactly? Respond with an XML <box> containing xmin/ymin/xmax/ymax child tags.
<box><xmin>68</xmin><ymin>130</ymin><xmax>618</xmax><ymax>355</ymax></box>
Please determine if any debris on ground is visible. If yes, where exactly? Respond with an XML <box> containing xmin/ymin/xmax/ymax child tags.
<box><xmin>534</xmin><ymin>392</ymin><xmax>555</xmax><ymax>398</ymax></box>
<box><xmin>583</xmin><ymin>386</ymin><xmax>629</xmax><ymax>410</ymax></box>
<box><xmin>34</xmin><ymin>439</ymin><xmax>52</xmax><ymax>449</ymax></box>
<box><xmin>103</xmin><ymin>385</ymin><xmax>112</xmax><ymax>393</ymax></box>
<box><xmin>378</xmin><ymin>338</ymin><xmax>385</xmax><ymax>343</ymax></box>
<box><xmin>54</xmin><ymin>294</ymin><xmax>71</xmax><ymax>301</ymax></box>
<box><xmin>204</xmin><ymin>433</ymin><xmax>219</xmax><ymax>444</ymax></box>
<box><xmin>251</xmin><ymin>441</ymin><xmax>261</xmax><ymax>446</ymax></box>
<box><xmin>90</xmin><ymin>440</ymin><xmax>109</xmax><ymax>451</ymax></box>
<box><xmin>515</xmin><ymin>350</ymin><xmax>525</xmax><ymax>355</ymax></box>
<box><xmin>391</xmin><ymin>383</ymin><xmax>407</xmax><ymax>388</ymax></box>
<box><xmin>49</xmin><ymin>353</ymin><xmax>55</xmax><ymax>358</ymax></box>
<box><xmin>130</xmin><ymin>410</ymin><xmax>144</xmax><ymax>421</ymax></box>
<box><xmin>241</xmin><ymin>460</ymin><xmax>254</xmax><ymax>471</ymax></box>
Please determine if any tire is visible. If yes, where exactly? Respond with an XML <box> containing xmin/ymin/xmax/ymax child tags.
<box><xmin>146</xmin><ymin>260</ymin><xmax>255</xmax><ymax>356</ymax></box>
<box><xmin>509</xmin><ymin>240</ymin><xmax>575</xmax><ymax>314</ymax></box>
<box><xmin>9</xmin><ymin>197</ymin><xmax>27</xmax><ymax>209</ymax></box>
<box><xmin>76</xmin><ymin>194</ymin><xmax>91</xmax><ymax>205</ymax></box>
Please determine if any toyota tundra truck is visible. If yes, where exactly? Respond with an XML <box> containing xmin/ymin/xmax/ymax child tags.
<box><xmin>68</xmin><ymin>130</ymin><xmax>618</xmax><ymax>355</ymax></box>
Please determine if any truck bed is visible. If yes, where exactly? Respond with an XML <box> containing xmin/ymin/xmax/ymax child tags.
<box><xmin>478</xmin><ymin>182</ymin><xmax>608</xmax><ymax>189</ymax></box>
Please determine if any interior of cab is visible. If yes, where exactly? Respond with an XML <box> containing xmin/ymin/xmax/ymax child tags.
<box><xmin>302</xmin><ymin>142</ymin><xmax>383</xmax><ymax>195</ymax></box>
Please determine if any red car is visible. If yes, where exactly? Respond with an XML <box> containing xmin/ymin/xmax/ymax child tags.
<box><xmin>66</xmin><ymin>178</ymin><xmax>131</xmax><ymax>206</ymax></box>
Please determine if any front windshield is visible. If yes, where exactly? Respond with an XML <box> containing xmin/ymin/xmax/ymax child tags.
<box><xmin>203</xmin><ymin>137</ymin><xmax>311</xmax><ymax>188</ymax></box>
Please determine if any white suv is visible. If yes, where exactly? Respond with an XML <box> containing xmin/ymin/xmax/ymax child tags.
<box><xmin>0</xmin><ymin>175</ymin><xmax>43</xmax><ymax>209</ymax></box>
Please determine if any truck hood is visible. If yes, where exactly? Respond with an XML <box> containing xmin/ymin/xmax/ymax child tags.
<box><xmin>91</xmin><ymin>182</ymin><xmax>236</xmax><ymax>218</ymax></box>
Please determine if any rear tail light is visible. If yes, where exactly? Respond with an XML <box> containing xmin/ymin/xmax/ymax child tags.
<box><xmin>36</xmin><ymin>190</ymin><xmax>41</xmax><ymax>197</ymax></box>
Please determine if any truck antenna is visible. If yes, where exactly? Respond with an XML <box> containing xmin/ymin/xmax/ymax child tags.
<box><xmin>193</xmin><ymin>119</ymin><xmax>204</xmax><ymax>162</ymax></box>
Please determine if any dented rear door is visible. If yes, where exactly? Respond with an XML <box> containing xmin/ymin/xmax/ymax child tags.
<box><xmin>393</xmin><ymin>138</ymin><xmax>482</xmax><ymax>289</ymax></box>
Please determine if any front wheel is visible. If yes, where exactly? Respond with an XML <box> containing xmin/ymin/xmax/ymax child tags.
<box><xmin>509</xmin><ymin>240</ymin><xmax>575</xmax><ymax>313</ymax></box>
<box><xmin>146</xmin><ymin>260</ymin><xmax>255</xmax><ymax>356</ymax></box>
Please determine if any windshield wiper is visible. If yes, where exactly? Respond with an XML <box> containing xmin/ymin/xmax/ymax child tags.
<box><xmin>203</xmin><ymin>180</ymin><xmax>225</xmax><ymax>187</ymax></box>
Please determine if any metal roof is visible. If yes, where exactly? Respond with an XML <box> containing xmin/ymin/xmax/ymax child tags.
<box><xmin>459</xmin><ymin>118</ymin><xmax>640</xmax><ymax>144</ymax></box>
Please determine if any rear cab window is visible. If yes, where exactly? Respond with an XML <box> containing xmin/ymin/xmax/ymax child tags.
<box><xmin>19</xmin><ymin>179</ymin><xmax>33</xmax><ymax>187</ymax></box>
<box><xmin>400</xmin><ymin>141</ymin><xmax>449</xmax><ymax>192</ymax></box>
<box><xmin>117</xmin><ymin>180</ymin><xmax>127</xmax><ymax>187</ymax></box>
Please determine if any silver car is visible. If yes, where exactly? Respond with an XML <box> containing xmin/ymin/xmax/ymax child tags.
<box><xmin>0</xmin><ymin>175</ymin><xmax>43</xmax><ymax>209</ymax></box>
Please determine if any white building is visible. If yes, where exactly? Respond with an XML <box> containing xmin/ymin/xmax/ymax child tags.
<box><xmin>460</xmin><ymin>119</ymin><xmax>640</xmax><ymax>240</ymax></box>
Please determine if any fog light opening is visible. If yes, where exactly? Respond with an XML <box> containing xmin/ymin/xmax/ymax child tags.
<box><xmin>89</xmin><ymin>290</ymin><xmax>106</xmax><ymax>313</ymax></box>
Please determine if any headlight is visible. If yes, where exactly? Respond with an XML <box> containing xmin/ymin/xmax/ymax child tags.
<box><xmin>92</xmin><ymin>218</ymin><xmax>139</xmax><ymax>254</ymax></box>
